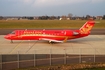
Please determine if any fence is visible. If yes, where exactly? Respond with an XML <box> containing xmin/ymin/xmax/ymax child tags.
<box><xmin>0</xmin><ymin>48</ymin><xmax>105</xmax><ymax>70</ymax></box>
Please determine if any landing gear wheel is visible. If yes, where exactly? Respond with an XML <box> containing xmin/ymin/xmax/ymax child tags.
<box><xmin>49</xmin><ymin>41</ymin><xmax>55</xmax><ymax>44</ymax></box>
<box><xmin>11</xmin><ymin>40</ymin><xmax>13</xmax><ymax>43</ymax></box>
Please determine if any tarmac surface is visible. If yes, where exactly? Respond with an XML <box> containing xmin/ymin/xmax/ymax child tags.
<box><xmin>0</xmin><ymin>35</ymin><xmax>105</xmax><ymax>54</ymax></box>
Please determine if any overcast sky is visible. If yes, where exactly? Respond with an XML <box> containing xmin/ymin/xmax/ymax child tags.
<box><xmin>0</xmin><ymin>0</ymin><xmax>105</xmax><ymax>16</ymax></box>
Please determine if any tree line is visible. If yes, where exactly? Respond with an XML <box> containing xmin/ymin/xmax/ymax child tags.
<box><xmin>0</xmin><ymin>15</ymin><xmax>105</xmax><ymax>20</ymax></box>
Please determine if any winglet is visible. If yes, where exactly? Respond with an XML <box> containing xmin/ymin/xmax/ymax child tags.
<box><xmin>63</xmin><ymin>37</ymin><xmax>68</xmax><ymax>42</ymax></box>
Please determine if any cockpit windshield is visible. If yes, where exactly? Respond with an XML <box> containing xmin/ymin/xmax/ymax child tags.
<box><xmin>10</xmin><ymin>31</ymin><xmax>15</xmax><ymax>34</ymax></box>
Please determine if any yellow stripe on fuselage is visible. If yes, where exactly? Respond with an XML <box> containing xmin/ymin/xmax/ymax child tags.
<box><xmin>20</xmin><ymin>33</ymin><xmax>76</xmax><ymax>39</ymax></box>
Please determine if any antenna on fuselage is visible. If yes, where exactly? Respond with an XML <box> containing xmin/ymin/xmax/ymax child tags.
<box><xmin>24</xmin><ymin>29</ymin><xmax>27</xmax><ymax>33</ymax></box>
<box><xmin>43</xmin><ymin>29</ymin><xmax>45</xmax><ymax>31</ymax></box>
<box><xmin>25</xmin><ymin>29</ymin><xmax>27</xmax><ymax>31</ymax></box>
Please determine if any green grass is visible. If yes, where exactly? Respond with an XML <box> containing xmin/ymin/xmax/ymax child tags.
<box><xmin>0</xmin><ymin>20</ymin><xmax>105</xmax><ymax>29</ymax></box>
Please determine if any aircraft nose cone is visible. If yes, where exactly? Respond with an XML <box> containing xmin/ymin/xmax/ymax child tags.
<box><xmin>4</xmin><ymin>35</ymin><xmax>9</xmax><ymax>39</ymax></box>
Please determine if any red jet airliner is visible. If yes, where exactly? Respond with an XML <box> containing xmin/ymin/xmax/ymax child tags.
<box><xmin>4</xmin><ymin>20</ymin><xmax>95</xmax><ymax>43</ymax></box>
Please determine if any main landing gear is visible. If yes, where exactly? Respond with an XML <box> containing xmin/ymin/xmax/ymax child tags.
<box><xmin>11</xmin><ymin>40</ymin><xmax>13</xmax><ymax>43</ymax></box>
<box><xmin>49</xmin><ymin>41</ymin><xmax>56</xmax><ymax>44</ymax></box>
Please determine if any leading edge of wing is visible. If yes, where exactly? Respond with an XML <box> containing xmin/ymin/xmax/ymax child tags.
<box><xmin>39</xmin><ymin>38</ymin><xmax>63</xmax><ymax>43</ymax></box>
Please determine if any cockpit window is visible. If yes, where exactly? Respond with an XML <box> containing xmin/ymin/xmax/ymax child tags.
<box><xmin>11</xmin><ymin>31</ymin><xmax>15</xmax><ymax>34</ymax></box>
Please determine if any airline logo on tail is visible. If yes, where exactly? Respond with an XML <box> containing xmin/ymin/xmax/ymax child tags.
<box><xmin>79</xmin><ymin>21</ymin><xmax>95</xmax><ymax>34</ymax></box>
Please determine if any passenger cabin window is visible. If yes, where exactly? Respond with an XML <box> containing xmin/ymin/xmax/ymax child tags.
<box><xmin>11</xmin><ymin>31</ymin><xmax>15</xmax><ymax>34</ymax></box>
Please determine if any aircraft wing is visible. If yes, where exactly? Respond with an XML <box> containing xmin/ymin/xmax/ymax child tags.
<box><xmin>39</xmin><ymin>38</ymin><xmax>63</xmax><ymax>43</ymax></box>
<box><xmin>39</xmin><ymin>31</ymin><xmax>79</xmax><ymax>43</ymax></box>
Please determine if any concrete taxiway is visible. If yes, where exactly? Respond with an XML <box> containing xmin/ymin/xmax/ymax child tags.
<box><xmin>0</xmin><ymin>35</ymin><xmax>105</xmax><ymax>54</ymax></box>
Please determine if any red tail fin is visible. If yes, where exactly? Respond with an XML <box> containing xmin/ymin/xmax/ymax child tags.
<box><xmin>79</xmin><ymin>21</ymin><xmax>95</xmax><ymax>34</ymax></box>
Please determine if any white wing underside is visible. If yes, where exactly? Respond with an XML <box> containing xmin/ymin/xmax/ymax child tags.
<box><xmin>39</xmin><ymin>38</ymin><xmax>63</xmax><ymax>43</ymax></box>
